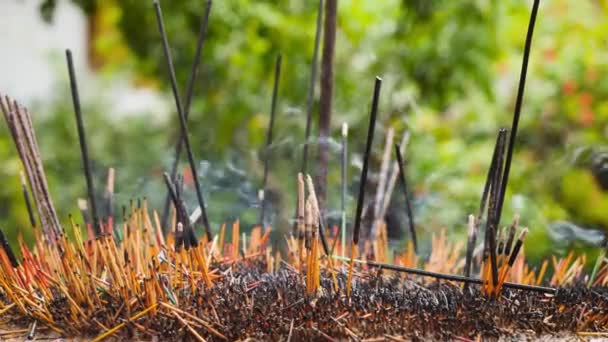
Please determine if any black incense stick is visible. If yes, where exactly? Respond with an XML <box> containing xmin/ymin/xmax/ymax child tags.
<box><xmin>495</xmin><ymin>0</ymin><xmax>540</xmax><ymax>226</ymax></box>
<box><xmin>334</xmin><ymin>257</ymin><xmax>556</xmax><ymax>294</ymax></box>
<box><xmin>346</xmin><ymin>77</ymin><xmax>381</xmax><ymax>296</ymax></box>
<box><xmin>485</xmin><ymin>128</ymin><xmax>508</xmax><ymax>289</ymax></box>
<box><xmin>66</xmin><ymin>49</ymin><xmax>101</xmax><ymax>236</ymax></box>
<box><xmin>260</xmin><ymin>54</ymin><xmax>282</xmax><ymax>227</ymax></box>
<box><xmin>394</xmin><ymin>143</ymin><xmax>418</xmax><ymax>254</ymax></box>
<box><xmin>465</xmin><ymin>129</ymin><xmax>507</xmax><ymax>283</ymax></box>
<box><xmin>301</xmin><ymin>0</ymin><xmax>324</xmax><ymax>175</ymax></box>
<box><xmin>20</xmin><ymin>172</ymin><xmax>36</xmax><ymax>229</ymax></box>
<box><xmin>154</xmin><ymin>0</ymin><xmax>212</xmax><ymax>239</ymax></box>
<box><xmin>160</xmin><ymin>0</ymin><xmax>213</xmax><ymax>233</ymax></box>
<box><xmin>353</xmin><ymin>77</ymin><xmax>382</xmax><ymax>246</ymax></box>
<box><xmin>292</xmin><ymin>0</ymin><xmax>324</xmax><ymax>236</ymax></box>
<box><xmin>0</xmin><ymin>227</ymin><xmax>18</xmax><ymax>267</ymax></box>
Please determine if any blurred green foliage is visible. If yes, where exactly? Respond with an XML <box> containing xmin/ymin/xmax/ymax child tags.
<box><xmin>1</xmin><ymin>0</ymin><xmax>607</xmax><ymax>264</ymax></box>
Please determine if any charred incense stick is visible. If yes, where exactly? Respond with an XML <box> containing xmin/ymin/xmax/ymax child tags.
<box><xmin>347</xmin><ymin>77</ymin><xmax>382</xmax><ymax>296</ymax></box>
<box><xmin>463</xmin><ymin>215</ymin><xmax>477</xmax><ymax>286</ymax></box>
<box><xmin>301</xmin><ymin>0</ymin><xmax>324</xmax><ymax>174</ymax></box>
<box><xmin>161</xmin><ymin>0</ymin><xmax>213</xmax><ymax>233</ymax></box>
<box><xmin>465</xmin><ymin>129</ymin><xmax>508</xmax><ymax>280</ymax></box>
<box><xmin>495</xmin><ymin>0</ymin><xmax>540</xmax><ymax>226</ymax></box>
<box><xmin>154</xmin><ymin>0</ymin><xmax>212</xmax><ymax>239</ymax></box>
<box><xmin>340</xmin><ymin>123</ymin><xmax>348</xmax><ymax>257</ymax></box>
<box><xmin>394</xmin><ymin>143</ymin><xmax>417</xmax><ymax>254</ymax></box>
<box><xmin>260</xmin><ymin>54</ymin><xmax>282</xmax><ymax>228</ymax></box>
<box><xmin>293</xmin><ymin>0</ymin><xmax>324</xmax><ymax>236</ymax></box>
<box><xmin>332</xmin><ymin>255</ymin><xmax>556</xmax><ymax>294</ymax></box>
<box><xmin>66</xmin><ymin>49</ymin><xmax>101</xmax><ymax>236</ymax></box>
<box><xmin>0</xmin><ymin>227</ymin><xmax>18</xmax><ymax>267</ymax></box>
<box><xmin>484</xmin><ymin>128</ymin><xmax>508</xmax><ymax>291</ymax></box>
<box><xmin>20</xmin><ymin>172</ymin><xmax>36</xmax><ymax>229</ymax></box>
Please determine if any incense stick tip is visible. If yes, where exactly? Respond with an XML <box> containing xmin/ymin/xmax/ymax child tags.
<box><xmin>342</xmin><ymin>122</ymin><xmax>348</xmax><ymax>137</ymax></box>
<box><xmin>77</xmin><ymin>198</ymin><xmax>88</xmax><ymax>211</ymax></box>
<box><xmin>519</xmin><ymin>227</ymin><xmax>529</xmax><ymax>240</ymax></box>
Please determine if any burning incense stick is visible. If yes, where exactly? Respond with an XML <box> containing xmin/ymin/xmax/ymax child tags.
<box><xmin>394</xmin><ymin>143</ymin><xmax>417</xmax><ymax>254</ymax></box>
<box><xmin>347</xmin><ymin>76</ymin><xmax>382</xmax><ymax>296</ymax></box>
<box><xmin>154</xmin><ymin>0</ymin><xmax>212</xmax><ymax>239</ymax></box>
<box><xmin>66</xmin><ymin>49</ymin><xmax>101</xmax><ymax>237</ymax></box>
<box><xmin>260</xmin><ymin>54</ymin><xmax>282</xmax><ymax>228</ymax></box>
<box><xmin>495</xmin><ymin>0</ymin><xmax>541</xmax><ymax>226</ymax></box>
<box><xmin>161</xmin><ymin>0</ymin><xmax>213</xmax><ymax>233</ymax></box>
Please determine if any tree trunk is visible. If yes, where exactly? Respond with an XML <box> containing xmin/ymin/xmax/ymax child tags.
<box><xmin>316</xmin><ymin>0</ymin><xmax>337</xmax><ymax>217</ymax></box>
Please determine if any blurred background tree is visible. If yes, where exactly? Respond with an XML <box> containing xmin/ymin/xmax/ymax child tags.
<box><xmin>0</xmin><ymin>0</ymin><xmax>606</xmax><ymax>265</ymax></box>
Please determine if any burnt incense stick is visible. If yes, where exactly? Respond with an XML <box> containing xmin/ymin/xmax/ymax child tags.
<box><xmin>485</xmin><ymin>128</ymin><xmax>508</xmax><ymax>289</ymax></box>
<box><xmin>478</xmin><ymin>130</ymin><xmax>506</xmax><ymax>222</ymax></box>
<box><xmin>20</xmin><ymin>172</ymin><xmax>36</xmax><ymax>229</ymax></box>
<box><xmin>347</xmin><ymin>76</ymin><xmax>382</xmax><ymax>296</ymax></box>
<box><xmin>505</xmin><ymin>215</ymin><xmax>519</xmax><ymax>256</ymax></box>
<box><xmin>66</xmin><ymin>49</ymin><xmax>101</xmax><ymax>236</ymax></box>
<box><xmin>0</xmin><ymin>227</ymin><xmax>18</xmax><ymax>267</ymax></box>
<box><xmin>305</xmin><ymin>174</ymin><xmax>330</xmax><ymax>256</ymax></box>
<box><xmin>260</xmin><ymin>54</ymin><xmax>282</xmax><ymax>227</ymax></box>
<box><xmin>161</xmin><ymin>0</ymin><xmax>213</xmax><ymax>233</ymax></box>
<box><xmin>467</xmin><ymin>129</ymin><xmax>508</xmax><ymax>280</ymax></box>
<box><xmin>154</xmin><ymin>0</ymin><xmax>212</xmax><ymax>240</ymax></box>
<box><xmin>463</xmin><ymin>215</ymin><xmax>477</xmax><ymax>285</ymax></box>
<box><xmin>496</xmin><ymin>0</ymin><xmax>540</xmax><ymax>226</ymax></box>
<box><xmin>394</xmin><ymin>143</ymin><xmax>417</xmax><ymax>254</ymax></box>
<box><xmin>301</xmin><ymin>0</ymin><xmax>324</xmax><ymax>175</ymax></box>
<box><xmin>332</xmin><ymin>255</ymin><xmax>556</xmax><ymax>294</ymax></box>
<box><xmin>293</xmin><ymin>0</ymin><xmax>324</xmax><ymax>235</ymax></box>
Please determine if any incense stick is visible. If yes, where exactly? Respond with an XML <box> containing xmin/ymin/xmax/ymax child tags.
<box><xmin>20</xmin><ymin>172</ymin><xmax>36</xmax><ymax>229</ymax></box>
<box><xmin>66</xmin><ymin>49</ymin><xmax>101</xmax><ymax>237</ymax></box>
<box><xmin>463</xmin><ymin>214</ymin><xmax>477</xmax><ymax>286</ymax></box>
<box><xmin>394</xmin><ymin>143</ymin><xmax>417</xmax><ymax>254</ymax></box>
<box><xmin>495</xmin><ymin>0</ymin><xmax>541</xmax><ymax>226</ymax></box>
<box><xmin>485</xmin><ymin>129</ymin><xmax>508</xmax><ymax>290</ymax></box>
<box><xmin>154</xmin><ymin>0</ymin><xmax>212</xmax><ymax>239</ymax></box>
<box><xmin>161</xmin><ymin>0</ymin><xmax>213</xmax><ymax>233</ymax></box>
<box><xmin>332</xmin><ymin>255</ymin><xmax>556</xmax><ymax>294</ymax></box>
<box><xmin>466</xmin><ymin>129</ymin><xmax>508</xmax><ymax>280</ymax></box>
<box><xmin>301</xmin><ymin>0</ymin><xmax>324</xmax><ymax>175</ymax></box>
<box><xmin>340</xmin><ymin>123</ymin><xmax>348</xmax><ymax>258</ymax></box>
<box><xmin>347</xmin><ymin>76</ymin><xmax>382</xmax><ymax>296</ymax></box>
<box><xmin>293</xmin><ymin>0</ymin><xmax>324</xmax><ymax>236</ymax></box>
<box><xmin>260</xmin><ymin>54</ymin><xmax>282</xmax><ymax>228</ymax></box>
